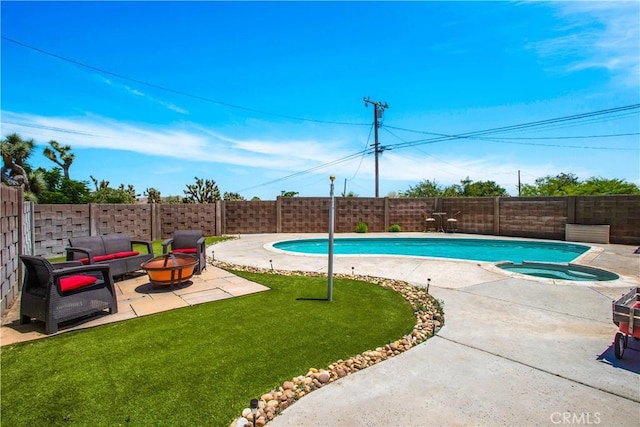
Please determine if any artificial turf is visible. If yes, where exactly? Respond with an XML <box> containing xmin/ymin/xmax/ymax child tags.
<box><xmin>1</xmin><ymin>270</ymin><xmax>415</xmax><ymax>426</ymax></box>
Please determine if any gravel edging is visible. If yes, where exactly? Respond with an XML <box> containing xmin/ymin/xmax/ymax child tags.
<box><xmin>212</xmin><ymin>261</ymin><xmax>444</xmax><ymax>427</ymax></box>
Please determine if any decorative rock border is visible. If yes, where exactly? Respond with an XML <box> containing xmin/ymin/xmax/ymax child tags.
<box><xmin>212</xmin><ymin>260</ymin><xmax>444</xmax><ymax>427</ymax></box>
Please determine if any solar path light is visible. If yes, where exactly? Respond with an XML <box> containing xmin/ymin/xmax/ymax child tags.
<box><xmin>249</xmin><ymin>398</ymin><xmax>259</xmax><ymax>427</ymax></box>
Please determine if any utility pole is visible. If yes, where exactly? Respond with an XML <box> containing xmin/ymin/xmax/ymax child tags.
<box><xmin>518</xmin><ymin>170</ymin><xmax>521</xmax><ymax>197</ymax></box>
<box><xmin>364</xmin><ymin>97</ymin><xmax>389</xmax><ymax>197</ymax></box>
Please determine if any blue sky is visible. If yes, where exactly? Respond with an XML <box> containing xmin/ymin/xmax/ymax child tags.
<box><xmin>2</xmin><ymin>1</ymin><xmax>639</xmax><ymax>200</ymax></box>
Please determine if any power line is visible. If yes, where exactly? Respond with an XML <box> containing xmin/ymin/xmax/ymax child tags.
<box><xmin>1</xmin><ymin>121</ymin><xmax>111</xmax><ymax>138</ymax></box>
<box><xmin>475</xmin><ymin>133</ymin><xmax>640</xmax><ymax>140</ymax></box>
<box><xmin>384</xmin><ymin>126</ymin><xmax>639</xmax><ymax>141</ymax></box>
<box><xmin>348</xmin><ymin>123</ymin><xmax>375</xmax><ymax>181</ymax></box>
<box><xmin>237</xmin><ymin>150</ymin><xmax>370</xmax><ymax>192</ymax></box>
<box><xmin>384</xmin><ymin>106</ymin><xmax>638</xmax><ymax>138</ymax></box>
<box><xmin>464</xmin><ymin>137</ymin><xmax>636</xmax><ymax>150</ymax></box>
<box><xmin>239</xmin><ymin>104</ymin><xmax>640</xmax><ymax>192</ymax></box>
<box><xmin>383</xmin><ymin>104</ymin><xmax>640</xmax><ymax>151</ymax></box>
<box><xmin>2</xmin><ymin>36</ymin><xmax>369</xmax><ymax>127</ymax></box>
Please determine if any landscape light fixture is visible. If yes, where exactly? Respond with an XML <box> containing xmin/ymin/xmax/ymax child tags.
<box><xmin>249</xmin><ymin>399</ymin><xmax>259</xmax><ymax>427</ymax></box>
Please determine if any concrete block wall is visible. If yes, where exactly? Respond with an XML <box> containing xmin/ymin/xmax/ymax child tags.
<box><xmin>224</xmin><ymin>201</ymin><xmax>276</xmax><ymax>234</ymax></box>
<box><xmin>576</xmin><ymin>195</ymin><xmax>640</xmax><ymax>245</ymax></box>
<box><xmin>388</xmin><ymin>198</ymin><xmax>436</xmax><ymax>232</ymax></box>
<box><xmin>335</xmin><ymin>197</ymin><xmax>387</xmax><ymax>232</ymax></box>
<box><xmin>499</xmin><ymin>197</ymin><xmax>568</xmax><ymax>239</ymax></box>
<box><xmin>280</xmin><ymin>197</ymin><xmax>328</xmax><ymax>233</ymax></box>
<box><xmin>34</xmin><ymin>204</ymin><xmax>90</xmax><ymax>256</ymax></box>
<box><xmin>94</xmin><ymin>204</ymin><xmax>152</xmax><ymax>240</ymax></box>
<box><xmin>1</xmin><ymin>186</ymin><xmax>22</xmax><ymax>317</ymax></box>
<box><xmin>442</xmin><ymin>198</ymin><xmax>495</xmax><ymax>234</ymax></box>
<box><xmin>22</xmin><ymin>194</ymin><xmax>640</xmax><ymax>260</ymax></box>
<box><xmin>160</xmin><ymin>203</ymin><xmax>217</xmax><ymax>237</ymax></box>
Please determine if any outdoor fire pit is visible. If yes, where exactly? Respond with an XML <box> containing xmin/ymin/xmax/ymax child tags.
<box><xmin>141</xmin><ymin>252</ymin><xmax>198</xmax><ymax>287</ymax></box>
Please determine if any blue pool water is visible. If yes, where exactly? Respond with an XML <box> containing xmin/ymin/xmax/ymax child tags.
<box><xmin>272</xmin><ymin>237</ymin><xmax>590</xmax><ymax>263</ymax></box>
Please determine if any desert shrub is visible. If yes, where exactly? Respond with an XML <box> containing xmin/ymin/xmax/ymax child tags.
<box><xmin>355</xmin><ymin>221</ymin><xmax>369</xmax><ymax>233</ymax></box>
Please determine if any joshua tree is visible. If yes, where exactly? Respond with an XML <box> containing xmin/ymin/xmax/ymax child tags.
<box><xmin>223</xmin><ymin>191</ymin><xmax>245</xmax><ymax>201</ymax></box>
<box><xmin>184</xmin><ymin>177</ymin><xmax>221</xmax><ymax>203</ymax></box>
<box><xmin>144</xmin><ymin>187</ymin><xmax>162</xmax><ymax>203</ymax></box>
<box><xmin>1</xmin><ymin>133</ymin><xmax>34</xmax><ymax>189</ymax></box>
<box><xmin>43</xmin><ymin>140</ymin><xmax>75</xmax><ymax>179</ymax></box>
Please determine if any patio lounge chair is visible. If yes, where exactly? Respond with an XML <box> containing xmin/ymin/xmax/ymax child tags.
<box><xmin>162</xmin><ymin>230</ymin><xmax>206</xmax><ymax>274</ymax></box>
<box><xmin>19</xmin><ymin>255</ymin><xmax>118</xmax><ymax>334</ymax></box>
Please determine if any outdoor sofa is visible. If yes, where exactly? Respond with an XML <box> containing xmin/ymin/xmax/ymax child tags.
<box><xmin>65</xmin><ymin>233</ymin><xmax>153</xmax><ymax>278</ymax></box>
<box><xmin>19</xmin><ymin>255</ymin><xmax>118</xmax><ymax>334</ymax></box>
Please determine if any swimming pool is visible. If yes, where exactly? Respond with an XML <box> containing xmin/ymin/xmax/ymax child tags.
<box><xmin>272</xmin><ymin>237</ymin><xmax>590</xmax><ymax>263</ymax></box>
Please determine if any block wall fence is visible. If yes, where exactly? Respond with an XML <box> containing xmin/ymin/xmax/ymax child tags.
<box><xmin>1</xmin><ymin>186</ymin><xmax>24</xmax><ymax>315</ymax></box>
<box><xmin>2</xmin><ymin>190</ymin><xmax>639</xmax><ymax>317</ymax></box>
<box><xmin>31</xmin><ymin>195</ymin><xmax>640</xmax><ymax>257</ymax></box>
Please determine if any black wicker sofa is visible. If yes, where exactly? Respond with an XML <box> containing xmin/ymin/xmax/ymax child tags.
<box><xmin>65</xmin><ymin>233</ymin><xmax>153</xmax><ymax>278</ymax></box>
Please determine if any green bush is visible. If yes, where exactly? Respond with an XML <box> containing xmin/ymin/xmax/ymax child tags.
<box><xmin>355</xmin><ymin>221</ymin><xmax>369</xmax><ymax>233</ymax></box>
<box><xmin>389</xmin><ymin>224</ymin><xmax>402</xmax><ymax>232</ymax></box>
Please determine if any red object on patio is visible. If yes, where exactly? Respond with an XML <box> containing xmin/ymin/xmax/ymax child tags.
<box><xmin>60</xmin><ymin>275</ymin><xmax>98</xmax><ymax>292</ymax></box>
<box><xmin>141</xmin><ymin>253</ymin><xmax>198</xmax><ymax>287</ymax></box>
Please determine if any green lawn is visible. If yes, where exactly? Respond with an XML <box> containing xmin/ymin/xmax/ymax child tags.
<box><xmin>1</xmin><ymin>269</ymin><xmax>417</xmax><ymax>426</ymax></box>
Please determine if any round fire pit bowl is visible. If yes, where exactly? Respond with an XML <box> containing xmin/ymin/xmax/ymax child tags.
<box><xmin>141</xmin><ymin>253</ymin><xmax>198</xmax><ymax>287</ymax></box>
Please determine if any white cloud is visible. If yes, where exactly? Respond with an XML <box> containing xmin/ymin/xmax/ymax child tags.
<box><xmin>527</xmin><ymin>1</ymin><xmax>640</xmax><ymax>87</ymax></box>
<box><xmin>0</xmin><ymin>111</ymin><xmax>354</xmax><ymax>172</ymax></box>
<box><xmin>124</xmin><ymin>86</ymin><xmax>144</xmax><ymax>97</ymax></box>
<box><xmin>102</xmin><ymin>78</ymin><xmax>189</xmax><ymax>114</ymax></box>
<box><xmin>3</xmin><ymin>109</ymin><xmax>634</xmax><ymax>197</ymax></box>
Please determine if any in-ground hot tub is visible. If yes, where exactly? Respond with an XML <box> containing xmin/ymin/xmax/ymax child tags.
<box><xmin>497</xmin><ymin>261</ymin><xmax>619</xmax><ymax>282</ymax></box>
<box><xmin>141</xmin><ymin>253</ymin><xmax>198</xmax><ymax>286</ymax></box>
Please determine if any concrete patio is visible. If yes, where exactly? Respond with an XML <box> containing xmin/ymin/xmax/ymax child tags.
<box><xmin>0</xmin><ymin>264</ymin><xmax>269</xmax><ymax>346</ymax></box>
<box><xmin>211</xmin><ymin>233</ymin><xmax>640</xmax><ymax>427</ymax></box>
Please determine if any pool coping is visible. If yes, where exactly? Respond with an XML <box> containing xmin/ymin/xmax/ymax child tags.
<box><xmin>264</xmin><ymin>234</ymin><xmax>633</xmax><ymax>287</ymax></box>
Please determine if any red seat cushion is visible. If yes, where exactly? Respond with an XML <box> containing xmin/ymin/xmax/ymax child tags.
<box><xmin>60</xmin><ymin>275</ymin><xmax>98</xmax><ymax>292</ymax></box>
<box><xmin>172</xmin><ymin>248</ymin><xmax>197</xmax><ymax>254</ymax></box>
<box><xmin>78</xmin><ymin>254</ymin><xmax>115</xmax><ymax>264</ymax></box>
<box><xmin>111</xmin><ymin>251</ymin><xmax>140</xmax><ymax>258</ymax></box>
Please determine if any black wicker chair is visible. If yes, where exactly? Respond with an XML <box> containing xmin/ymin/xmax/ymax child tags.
<box><xmin>162</xmin><ymin>230</ymin><xmax>206</xmax><ymax>274</ymax></box>
<box><xmin>19</xmin><ymin>255</ymin><xmax>118</xmax><ymax>335</ymax></box>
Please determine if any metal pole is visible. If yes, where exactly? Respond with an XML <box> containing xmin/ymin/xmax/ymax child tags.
<box><xmin>363</xmin><ymin>97</ymin><xmax>388</xmax><ymax>198</ymax></box>
<box><xmin>374</xmin><ymin>106</ymin><xmax>379</xmax><ymax>198</ymax></box>
<box><xmin>327</xmin><ymin>175</ymin><xmax>335</xmax><ymax>301</ymax></box>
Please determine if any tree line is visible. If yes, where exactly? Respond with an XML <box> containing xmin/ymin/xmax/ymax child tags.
<box><xmin>1</xmin><ymin>133</ymin><xmax>249</xmax><ymax>203</ymax></box>
<box><xmin>2</xmin><ymin>133</ymin><xmax>638</xmax><ymax>203</ymax></box>
<box><xmin>398</xmin><ymin>174</ymin><xmax>639</xmax><ymax>198</ymax></box>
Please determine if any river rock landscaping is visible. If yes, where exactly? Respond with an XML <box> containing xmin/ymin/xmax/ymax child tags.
<box><xmin>212</xmin><ymin>261</ymin><xmax>444</xmax><ymax>427</ymax></box>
